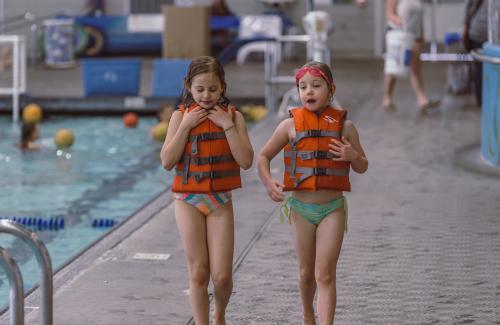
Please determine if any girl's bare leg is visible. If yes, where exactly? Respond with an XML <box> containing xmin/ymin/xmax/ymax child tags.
<box><xmin>207</xmin><ymin>201</ymin><xmax>235</xmax><ymax>325</ymax></box>
<box><xmin>175</xmin><ymin>200</ymin><xmax>210</xmax><ymax>325</ymax></box>
<box><xmin>315</xmin><ymin>209</ymin><xmax>345</xmax><ymax>325</ymax></box>
<box><xmin>291</xmin><ymin>212</ymin><xmax>318</xmax><ymax>325</ymax></box>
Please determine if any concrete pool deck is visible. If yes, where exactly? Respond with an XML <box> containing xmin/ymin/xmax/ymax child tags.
<box><xmin>1</xmin><ymin>58</ymin><xmax>500</xmax><ymax>324</ymax></box>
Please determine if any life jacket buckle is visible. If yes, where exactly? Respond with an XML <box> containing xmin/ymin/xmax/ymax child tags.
<box><xmin>313</xmin><ymin>167</ymin><xmax>327</xmax><ymax>175</ymax></box>
<box><xmin>315</xmin><ymin>151</ymin><xmax>328</xmax><ymax>159</ymax></box>
<box><xmin>198</xmin><ymin>133</ymin><xmax>209</xmax><ymax>141</ymax></box>
<box><xmin>308</xmin><ymin>130</ymin><xmax>322</xmax><ymax>137</ymax></box>
<box><xmin>299</xmin><ymin>152</ymin><xmax>311</xmax><ymax>160</ymax></box>
<box><xmin>191</xmin><ymin>135</ymin><xmax>198</xmax><ymax>154</ymax></box>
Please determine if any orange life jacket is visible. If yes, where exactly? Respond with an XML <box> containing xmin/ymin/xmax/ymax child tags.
<box><xmin>172</xmin><ymin>104</ymin><xmax>241</xmax><ymax>193</ymax></box>
<box><xmin>283</xmin><ymin>107</ymin><xmax>350</xmax><ymax>192</ymax></box>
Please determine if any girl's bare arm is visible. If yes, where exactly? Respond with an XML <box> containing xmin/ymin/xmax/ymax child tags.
<box><xmin>257</xmin><ymin>119</ymin><xmax>293</xmax><ymax>202</ymax></box>
<box><xmin>330</xmin><ymin>120</ymin><xmax>368</xmax><ymax>174</ymax></box>
<box><xmin>223</xmin><ymin>111</ymin><xmax>254</xmax><ymax>170</ymax></box>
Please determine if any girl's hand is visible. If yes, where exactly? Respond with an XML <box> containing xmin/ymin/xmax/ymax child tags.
<box><xmin>179</xmin><ymin>106</ymin><xmax>209</xmax><ymax>130</ymax></box>
<box><xmin>329</xmin><ymin>136</ymin><xmax>358</xmax><ymax>162</ymax></box>
<box><xmin>265</xmin><ymin>178</ymin><xmax>285</xmax><ymax>202</ymax></box>
<box><xmin>207</xmin><ymin>105</ymin><xmax>234</xmax><ymax>130</ymax></box>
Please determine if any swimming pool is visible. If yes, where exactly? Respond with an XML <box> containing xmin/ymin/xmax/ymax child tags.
<box><xmin>0</xmin><ymin>115</ymin><xmax>170</xmax><ymax>308</ymax></box>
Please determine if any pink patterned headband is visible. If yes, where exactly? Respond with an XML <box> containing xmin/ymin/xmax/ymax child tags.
<box><xmin>295</xmin><ymin>66</ymin><xmax>333</xmax><ymax>85</ymax></box>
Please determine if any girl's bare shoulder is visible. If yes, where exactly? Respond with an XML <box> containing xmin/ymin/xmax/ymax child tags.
<box><xmin>342</xmin><ymin>119</ymin><xmax>360</xmax><ymax>138</ymax></box>
<box><xmin>280</xmin><ymin>117</ymin><xmax>295</xmax><ymax>128</ymax></box>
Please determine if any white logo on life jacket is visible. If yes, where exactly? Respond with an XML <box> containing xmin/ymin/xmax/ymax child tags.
<box><xmin>323</xmin><ymin>116</ymin><xmax>337</xmax><ymax>124</ymax></box>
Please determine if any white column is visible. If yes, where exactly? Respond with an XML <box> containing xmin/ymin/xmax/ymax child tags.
<box><xmin>12</xmin><ymin>36</ymin><xmax>19</xmax><ymax>123</ymax></box>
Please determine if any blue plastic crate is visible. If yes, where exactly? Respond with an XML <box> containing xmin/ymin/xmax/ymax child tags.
<box><xmin>81</xmin><ymin>58</ymin><xmax>141</xmax><ymax>96</ymax></box>
<box><xmin>444</xmin><ymin>31</ymin><xmax>462</xmax><ymax>46</ymax></box>
<box><xmin>152</xmin><ymin>59</ymin><xmax>191</xmax><ymax>98</ymax></box>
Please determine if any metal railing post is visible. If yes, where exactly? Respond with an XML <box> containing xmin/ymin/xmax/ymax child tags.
<box><xmin>12</xmin><ymin>35</ymin><xmax>20</xmax><ymax>123</ymax></box>
<box><xmin>0</xmin><ymin>220</ymin><xmax>53</xmax><ymax>325</ymax></box>
<box><xmin>0</xmin><ymin>247</ymin><xmax>24</xmax><ymax>325</ymax></box>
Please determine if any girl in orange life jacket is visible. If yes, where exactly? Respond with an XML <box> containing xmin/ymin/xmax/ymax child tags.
<box><xmin>257</xmin><ymin>61</ymin><xmax>368</xmax><ymax>324</ymax></box>
<box><xmin>160</xmin><ymin>56</ymin><xmax>253</xmax><ymax>325</ymax></box>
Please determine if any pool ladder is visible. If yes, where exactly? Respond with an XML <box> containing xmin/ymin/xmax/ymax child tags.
<box><xmin>0</xmin><ymin>220</ymin><xmax>53</xmax><ymax>325</ymax></box>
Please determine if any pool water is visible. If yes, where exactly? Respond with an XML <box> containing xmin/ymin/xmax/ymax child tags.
<box><xmin>0</xmin><ymin>115</ymin><xmax>171</xmax><ymax>307</ymax></box>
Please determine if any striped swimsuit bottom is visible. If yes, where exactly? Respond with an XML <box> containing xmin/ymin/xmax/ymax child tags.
<box><xmin>173</xmin><ymin>192</ymin><xmax>232</xmax><ymax>216</ymax></box>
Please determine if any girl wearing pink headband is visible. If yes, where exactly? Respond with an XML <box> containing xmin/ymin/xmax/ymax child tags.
<box><xmin>295</xmin><ymin>66</ymin><xmax>333</xmax><ymax>86</ymax></box>
<box><xmin>258</xmin><ymin>61</ymin><xmax>368</xmax><ymax>324</ymax></box>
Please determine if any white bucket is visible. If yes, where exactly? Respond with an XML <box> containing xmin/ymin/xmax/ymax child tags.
<box><xmin>384</xmin><ymin>30</ymin><xmax>414</xmax><ymax>77</ymax></box>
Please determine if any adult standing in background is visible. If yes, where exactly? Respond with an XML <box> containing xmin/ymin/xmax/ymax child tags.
<box><xmin>384</xmin><ymin>0</ymin><xmax>439</xmax><ymax>112</ymax></box>
<box><xmin>463</xmin><ymin>0</ymin><xmax>487</xmax><ymax>107</ymax></box>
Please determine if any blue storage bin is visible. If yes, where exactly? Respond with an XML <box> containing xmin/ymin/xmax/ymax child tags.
<box><xmin>81</xmin><ymin>58</ymin><xmax>141</xmax><ymax>96</ymax></box>
<box><xmin>152</xmin><ymin>59</ymin><xmax>191</xmax><ymax>97</ymax></box>
<box><xmin>444</xmin><ymin>31</ymin><xmax>462</xmax><ymax>46</ymax></box>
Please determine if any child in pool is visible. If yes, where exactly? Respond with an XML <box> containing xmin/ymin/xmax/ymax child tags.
<box><xmin>19</xmin><ymin>122</ymin><xmax>41</xmax><ymax>151</ymax></box>
<box><xmin>149</xmin><ymin>103</ymin><xmax>174</xmax><ymax>139</ymax></box>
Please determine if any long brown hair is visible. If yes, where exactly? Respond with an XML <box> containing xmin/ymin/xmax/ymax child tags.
<box><xmin>20</xmin><ymin>122</ymin><xmax>38</xmax><ymax>149</ymax></box>
<box><xmin>181</xmin><ymin>56</ymin><xmax>230</xmax><ymax>108</ymax></box>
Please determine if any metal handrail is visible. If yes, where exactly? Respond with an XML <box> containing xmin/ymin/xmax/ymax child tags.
<box><xmin>264</xmin><ymin>35</ymin><xmax>311</xmax><ymax>112</ymax></box>
<box><xmin>471</xmin><ymin>48</ymin><xmax>500</xmax><ymax>64</ymax></box>
<box><xmin>0</xmin><ymin>34</ymin><xmax>26</xmax><ymax>123</ymax></box>
<box><xmin>0</xmin><ymin>247</ymin><xmax>24</xmax><ymax>325</ymax></box>
<box><xmin>0</xmin><ymin>12</ymin><xmax>36</xmax><ymax>33</ymax></box>
<box><xmin>1</xmin><ymin>10</ymin><xmax>68</xmax><ymax>33</ymax></box>
<box><xmin>0</xmin><ymin>220</ymin><xmax>53</xmax><ymax>325</ymax></box>
<box><xmin>0</xmin><ymin>13</ymin><xmax>32</xmax><ymax>28</ymax></box>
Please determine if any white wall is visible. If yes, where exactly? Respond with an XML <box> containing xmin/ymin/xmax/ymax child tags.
<box><xmin>423</xmin><ymin>2</ymin><xmax>465</xmax><ymax>43</ymax></box>
<box><xmin>4</xmin><ymin>0</ymin><xmax>85</xmax><ymax>19</ymax></box>
<box><xmin>316</xmin><ymin>3</ymin><xmax>375</xmax><ymax>58</ymax></box>
<box><xmin>0</xmin><ymin>0</ymin><xmax>5</xmax><ymax>24</ymax></box>
<box><xmin>107</xmin><ymin>0</ymin><xmax>129</xmax><ymax>15</ymax></box>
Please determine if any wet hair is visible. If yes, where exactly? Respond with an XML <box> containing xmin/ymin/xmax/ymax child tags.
<box><xmin>20</xmin><ymin>122</ymin><xmax>37</xmax><ymax>149</ymax></box>
<box><xmin>180</xmin><ymin>56</ymin><xmax>230</xmax><ymax>108</ymax></box>
<box><xmin>298</xmin><ymin>61</ymin><xmax>334</xmax><ymax>86</ymax></box>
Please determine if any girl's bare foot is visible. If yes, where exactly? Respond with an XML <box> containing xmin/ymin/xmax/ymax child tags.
<box><xmin>383</xmin><ymin>100</ymin><xmax>396</xmax><ymax>112</ymax></box>
<box><xmin>418</xmin><ymin>99</ymin><xmax>440</xmax><ymax>113</ymax></box>
<box><xmin>213</xmin><ymin>316</ymin><xmax>226</xmax><ymax>325</ymax></box>
<box><xmin>302</xmin><ymin>316</ymin><xmax>316</xmax><ymax>325</ymax></box>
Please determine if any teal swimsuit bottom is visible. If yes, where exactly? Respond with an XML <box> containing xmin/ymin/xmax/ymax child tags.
<box><xmin>281</xmin><ymin>196</ymin><xmax>348</xmax><ymax>232</ymax></box>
